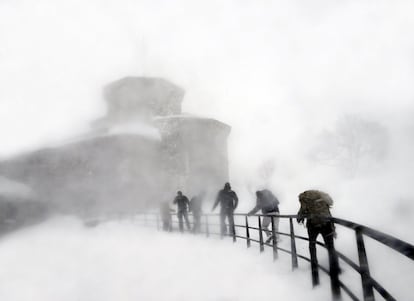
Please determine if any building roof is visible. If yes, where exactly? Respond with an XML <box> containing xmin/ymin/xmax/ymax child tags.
<box><xmin>104</xmin><ymin>77</ymin><xmax>184</xmax><ymax>114</ymax></box>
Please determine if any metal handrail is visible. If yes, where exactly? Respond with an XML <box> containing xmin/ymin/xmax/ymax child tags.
<box><xmin>332</xmin><ymin>217</ymin><xmax>414</xmax><ymax>260</ymax></box>
<box><xmin>127</xmin><ymin>211</ymin><xmax>413</xmax><ymax>301</ymax></box>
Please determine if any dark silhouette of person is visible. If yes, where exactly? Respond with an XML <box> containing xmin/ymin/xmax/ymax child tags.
<box><xmin>297</xmin><ymin>190</ymin><xmax>340</xmax><ymax>293</ymax></box>
<box><xmin>173</xmin><ymin>191</ymin><xmax>190</xmax><ymax>232</ymax></box>
<box><xmin>248</xmin><ymin>189</ymin><xmax>280</xmax><ymax>242</ymax></box>
<box><xmin>212</xmin><ymin>182</ymin><xmax>238</xmax><ymax>237</ymax></box>
<box><xmin>189</xmin><ymin>191</ymin><xmax>205</xmax><ymax>233</ymax></box>
<box><xmin>160</xmin><ymin>201</ymin><xmax>174</xmax><ymax>232</ymax></box>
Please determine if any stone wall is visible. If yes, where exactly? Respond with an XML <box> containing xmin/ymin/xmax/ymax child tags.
<box><xmin>155</xmin><ymin>116</ymin><xmax>230</xmax><ymax>196</ymax></box>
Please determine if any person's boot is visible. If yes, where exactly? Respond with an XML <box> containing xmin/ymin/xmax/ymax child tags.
<box><xmin>311</xmin><ymin>267</ymin><xmax>320</xmax><ymax>287</ymax></box>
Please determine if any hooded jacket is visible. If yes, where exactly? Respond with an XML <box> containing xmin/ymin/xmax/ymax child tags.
<box><xmin>248</xmin><ymin>189</ymin><xmax>280</xmax><ymax>215</ymax></box>
<box><xmin>213</xmin><ymin>189</ymin><xmax>238</xmax><ymax>211</ymax></box>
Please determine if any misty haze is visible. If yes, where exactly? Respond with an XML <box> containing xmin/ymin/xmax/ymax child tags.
<box><xmin>0</xmin><ymin>1</ymin><xmax>413</xmax><ymax>300</ymax></box>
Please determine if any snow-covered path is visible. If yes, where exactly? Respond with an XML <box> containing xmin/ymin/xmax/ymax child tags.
<box><xmin>0</xmin><ymin>217</ymin><xmax>330</xmax><ymax>301</ymax></box>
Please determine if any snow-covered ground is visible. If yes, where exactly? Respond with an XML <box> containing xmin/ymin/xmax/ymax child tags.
<box><xmin>0</xmin><ymin>217</ymin><xmax>331</xmax><ymax>301</ymax></box>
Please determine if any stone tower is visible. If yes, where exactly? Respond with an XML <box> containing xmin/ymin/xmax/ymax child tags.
<box><xmin>0</xmin><ymin>77</ymin><xmax>231</xmax><ymax>216</ymax></box>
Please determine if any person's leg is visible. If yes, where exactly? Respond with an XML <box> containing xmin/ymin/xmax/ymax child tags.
<box><xmin>266</xmin><ymin>213</ymin><xmax>280</xmax><ymax>242</ymax></box>
<box><xmin>308</xmin><ymin>226</ymin><xmax>321</xmax><ymax>286</ymax></box>
<box><xmin>321</xmin><ymin>223</ymin><xmax>340</xmax><ymax>274</ymax></box>
<box><xmin>177</xmin><ymin>211</ymin><xmax>184</xmax><ymax>232</ymax></box>
<box><xmin>183</xmin><ymin>210</ymin><xmax>191</xmax><ymax>230</ymax></box>
<box><xmin>227</xmin><ymin>210</ymin><xmax>235</xmax><ymax>235</ymax></box>
<box><xmin>220</xmin><ymin>210</ymin><xmax>227</xmax><ymax>237</ymax></box>
<box><xmin>262</xmin><ymin>215</ymin><xmax>271</xmax><ymax>237</ymax></box>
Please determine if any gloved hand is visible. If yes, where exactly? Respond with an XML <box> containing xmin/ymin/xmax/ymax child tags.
<box><xmin>331</xmin><ymin>224</ymin><xmax>337</xmax><ymax>238</ymax></box>
<box><xmin>297</xmin><ymin>217</ymin><xmax>304</xmax><ymax>224</ymax></box>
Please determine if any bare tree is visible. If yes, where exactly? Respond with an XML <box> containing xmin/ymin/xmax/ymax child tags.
<box><xmin>310</xmin><ymin>115</ymin><xmax>389</xmax><ymax>176</ymax></box>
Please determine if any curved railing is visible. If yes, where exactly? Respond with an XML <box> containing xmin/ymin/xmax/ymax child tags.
<box><xmin>118</xmin><ymin>212</ymin><xmax>414</xmax><ymax>301</ymax></box>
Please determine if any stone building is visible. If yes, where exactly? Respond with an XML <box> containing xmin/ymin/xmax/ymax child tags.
<box><xmin>0</xmin><ymin>177</ymin><xmax>47</xmax><ymax>233</ymax></box>
<box><xmin>0</xmin><ymin>77</ymin><xmax>230</xmax><ymax>216</ymax></box>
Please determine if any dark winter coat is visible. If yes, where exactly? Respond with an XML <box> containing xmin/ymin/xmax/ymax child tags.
<box><xmin>189</xmin><ymin>196</ymin><xmax>203</xmax><ymax>215</ymax></box>
<box><xmin>212</xmin><ymin>189</ymin><xmax>238</xmax><ymax>211</ymax></box>
<box><xmin>173</xmin><ymin>195</ymin><xmax>190</xmax><ymax>212</ymax></box>
<box><xmin>248</xmin><ymin>189</ymin><xmax>280</xmax><ymax>215</ymax></box>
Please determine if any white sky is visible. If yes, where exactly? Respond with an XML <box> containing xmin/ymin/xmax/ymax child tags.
<box><xmin>1</xmin><ymin>0</ymin><xmax>414</xmax><ymax>156</ymax></box>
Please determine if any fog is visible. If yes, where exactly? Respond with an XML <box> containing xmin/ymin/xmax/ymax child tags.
<box><xmin>2</xmin><ymin>0</ymin><xmax>414</xmax><ymax>231</ymax></box>
<box><xmin>1</xmin><ymin>0</ymin><xmax>414</xmax><ymax>300</ymax></box>
<box><xmin>0</xmin><ymin>217</ymin><xmax>332</xmax><ymax>301</ymax></box>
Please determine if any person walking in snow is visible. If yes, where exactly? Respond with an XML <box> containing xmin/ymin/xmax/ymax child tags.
<box><xmin>173</xmin><ymin>191</ymin><xmax>191</xmax><ymax>232</ymax></box>
<box><xmin>212</xmin><ymin>182</ymin><xmax>238</xmax><ymax>237</ymax></box>
<box><xmin>189</xmin><ymin>191</ymin><xmax>205</xmax><ymax>233</ymax></box>
<box><xmin>297</xmin><ymin>190</ymin><xmax>340</xmax><ymax>294</ymax></box>
<box><xmin>160</xmin><ymin>201</ymin><xmax>174</xmax><ymax>232</ymax></box>
<box><xmin>248</xmin><ymin>189</ymin><xmax>280</xmax><ymax>243</ymax></box>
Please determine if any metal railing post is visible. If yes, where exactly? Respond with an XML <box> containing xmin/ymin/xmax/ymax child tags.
<box><xmin>130</xmin><ymin>212</ymin><xmax>414</xmax><ymax>301</ymax></box>
<box><xmin>232</xmin><ymin>216</ymin><xmax>236</xmax><ymax>243</ymax></box>
<box><xmin>245</xmin><ymin>216</ymin><xmax>251</xmax><ymax>248</ymax></box>
<box><xmin>271</xmin><ymin>216</ymin><xmax>278</xmax><ymax>261</ymax></box>
<box><xmin>169</xmin><ymin>213</ymin><xmax>173</xmax><ymax>232</ymax></box>
<box><xmin>356</xmin><ymin>227</ymin><xmax>375</xmax><ymax>301</ymax></box>
<box><xmin>258</xmin><ymin>216</ymin><xmax>264</xmax><ymax>253</ymax></box>
<box><xmin>289</xmin><ymin>218</ymin><xmax>298</xmax><ymax>270</ymax></box>
<box><xmin>205</xmin><ymin>215</ymin><xmax>210</xmax><ymax>238</ymax></box>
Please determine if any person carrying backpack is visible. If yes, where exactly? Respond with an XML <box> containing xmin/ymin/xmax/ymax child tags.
<box><xmin>248</xmin><ymin>189</ymin><xmax>280</xmax><ymax>243</ymax></box>
<box><xmin>160</xmin><ymin>201</ymin><xmax>174</xmax><ymax>232</ymax></box>
<box><xmin>297</xmin><ymin>190</ymin><xmax>340</xmax><ymax>292</ymax></box>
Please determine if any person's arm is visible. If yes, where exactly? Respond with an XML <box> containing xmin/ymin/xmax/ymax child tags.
<box><xmin>173</xmin><ymin>197</ymin><xmax>177</xmax><ymax>204</ymax></box>
<box><xmin>247</xmin><ymin>205</ymin><xmax>260</xmax><ymax>216</ymax></box>
<box><xmin>297</xmin><ymin>203</ymin><xmax>307</xmax><ymax>223</ymax></box>
<box><xmin>247</xmin><ymin>197</ymin><xmax>261</xmax><ymax>215</ymax></box>
<box><xmin>212</xmin><ymin>193</ymin><xmax>220</xmax><ymax>211</ymax></box>
<box><xmin>185</xmin><ymin>197</ymin><xmax>190</xmax><ymax>210</ymax></box>
<box><xmin>233</xmin><ymin>192</ymin><xmax>239</xmax><ymax>210</ymax></box>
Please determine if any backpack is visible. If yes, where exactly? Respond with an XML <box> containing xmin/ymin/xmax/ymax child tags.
<box><xmin>298</xmin><ymin>190</ymin><xmax>333</xmax><ymax>226</ymax></box>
